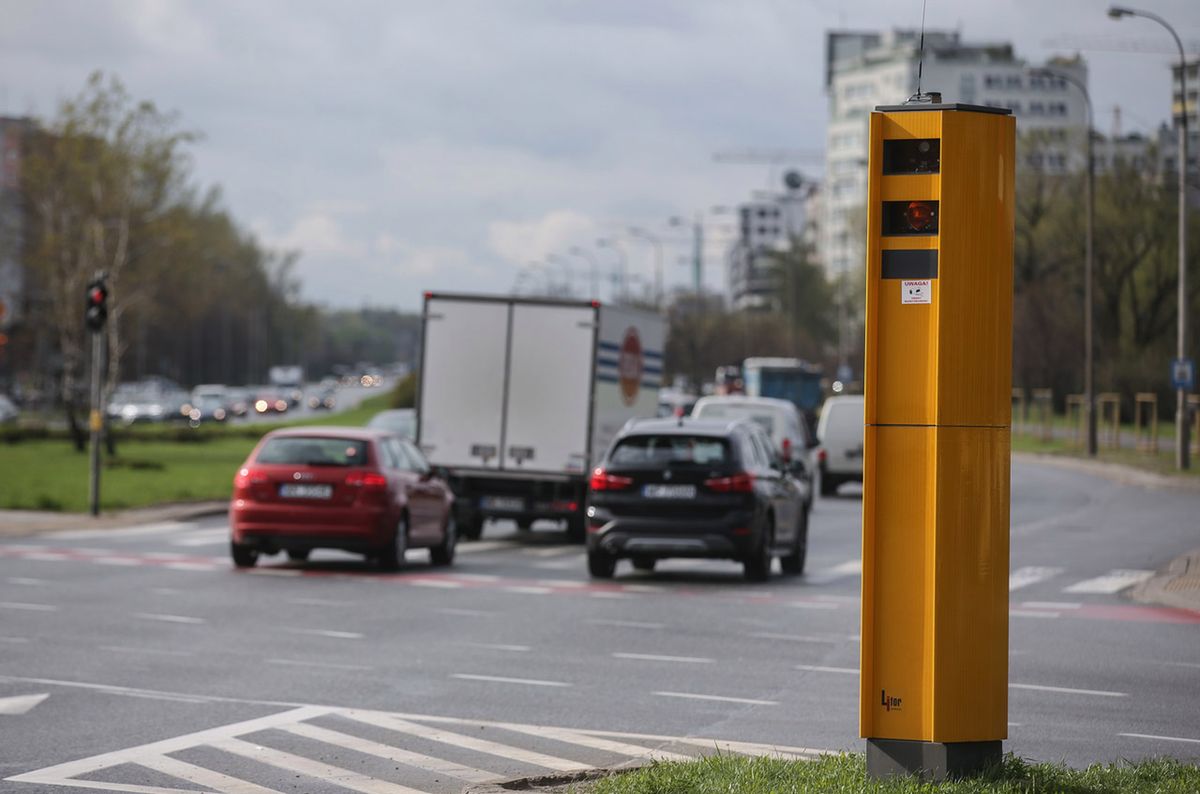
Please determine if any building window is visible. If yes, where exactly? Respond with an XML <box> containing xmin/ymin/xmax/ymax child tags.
<box><xmin>1028</xmin><ymin>101</ymin><xmax>1044</xmax><ymax>115</ymax></box>
<box><xmin>1048</xmin><ymin>102</ymin><xmax>1067</xmax><ymax>116</ymax></box>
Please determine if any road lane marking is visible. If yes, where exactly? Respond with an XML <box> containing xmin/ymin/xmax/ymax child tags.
<box><xmin>1120</xmin><ymin>732</ymin><xmax>1200</xmax><ymax>745</ymax></box>
<box><xmin>1009</xmin><ymin>609</ymin><xmax>1061</xmax><ymax>619</ymax></box>
<box><xmin>283</xmin><ymin>628</ymin><xmax>363</xmax><ymax>639</ymax></box>
<box><xmin>434</xmin><ymin>607</ymin><xmax>493</xmax><ymax>617</ymax></box>
<box><xmin>100</xmin><ymin>646</ymin><xmax>193</xmax><ymax>657</ymax></box>
<box><xmin>341</xmin><ymin>710</ymin><xmax>591</xmax><ymax>772</ymax></box>
<box><xmin>504</xmin><ymin>585</ymin><xmax>553</xmax><ymax>594</ymax></box>
<box><xmin>1010</xmin><ymin>683</ymin><xmax>1127</xmax><ymax>698</ymax></box>
<box><xmin>210</xmin><ymin>736</ymin><xmax>422</xmax><ymax>794</ymax></box>
<box><xmin>267</xmin><ymin>658</ymin><xmax>373</xmax><ymax>671</ymax></box>
<box><xmin>491</xmin><ymin>722</ymin><xmax>693</xmax><ymax>762</ymax></box>
<box><xmin>22</xmin><ymin>552</ymin><xmax>69</xmax><ymax>561</ymax></box>
<box><xmin>95</xmin><ymin>557</ymin><xmax>141</xmax><ymax>566</ymax></box>
<box><xmin>164</xmin><ymin>562</ymin><xmax>219</xmax><ymax>572</ymax></box>
<box><xmin>450</xmin><ymin>673</ymin><xmax>571</xmax><ymax>687</ymax></box>
<box><xmin>410</xmin><ymin>579</ymin><xmax>462</xmax><ymax>589</ymax></box>
<box><xmin>0</xmin><ymin>693</ymin><xmax>49</xmax><ymax>715</ymax></box>
<box><xmin>0</xmin><ymin>676</ymin><xmax>218</xmax><ymax>705</ymax></box>
<box><xmin>455</xmin><ymin>541</ymin><xmax>516</xmax><ymax>554</ymax></box>
<box><xmin>653</xmin><ymin>691</ymin><xmax>778</xmax><ymax>706</ymax></box>
<box><xmin>537</xmin><ymin>579</ymin><xmax>586</xmax><ymax>587</ymax></box>
<box><xmin>748</xmin><ymin>632</ymin><xmax>841</xmax><ymax>643</ymax></box>
<box><xmin>134</xmin><ymin>613</ymin><xmax>206</xmax><ymax>625</ymax></box>
<box><xmin>1021</xmin><ymin>601</ymin><xmax>1082</xmax><ymax>610</ymax></box>
<box><xmin>590</xmin><ymin>591</ymin><xmax>632</xmax><ymax>599</ymax></box>
<box><xmin>612</xmin><ymin>652</ymin><xmax>714</xmax><ymax>664</ymax></box>
<box><xmin>451</xmin><ymin>573</ymin><xmax>501</xmax><ymax>582</ymax></box>
<box><xmin>468</xmin><ymin>643</ymin><xmax>531</xmax><ymax>652</ymax></box>
<box><xmin>1063</xmin><ymin>569</ymin><xmax>1154</xmax><ymax>594</ymax></box>
<box><xmin>245</xmin><ymin>568</ymin><xmax>303</xmax><ymax>577</ymax></box>
<box><xmin>280</xmin><ymin>722</ymin><xmax>502</xmax><ymax>784</ymax></box>
<box><xmin>787</xmin><ymin>601</ymin><xmax>840</xmax><ymax>610</ymax></box>
<box><xmin>1008</xmin><ymin>566</ymin><xmax>1064</xmax><ymax>591</ymax></box>
<box><xmin>48</xmin><ymin>521</ymin><xmax>193</xmax><ymax>540</ymax></box>
<box><xmin>588</xmin><ymin>619</ymin><xmax>664</xmax><ymax>629</ymax></box>
<box><xmin>805</xmin><ymin>559</ymin><xmax>862</xmax><ymax>584</ymax></box>
<box><xmin>0</xmin><ymin>601</ymin><xmax>58</xmax><ymax>612</ymax></box>
<box><xmin>621</xmin><ymin>584</ymin><xmax>667</xmax><ymax>593</ymax></box>
<box><xmin>0</xmin><ymin>636</ymin><xmax>29</xmax><ymax>643</ymax></box>
<box><xmin>284</xmin><ymin>597</ymin><xmax>355</xmax><ymax>607</ymax></box>
<box><xmin>136</xmin><ymin>754</ymin><xmax>283</xmax><ymax>794</ymax></box>
<box><xmin>6</xmin><ymin>577</ymin><xmax>47</xmax><ymax>585</ymax></box>
<box><xmin>1164</xmin><ymin>661</ymin><xmax>1200</xmax><ymax>670</ymax></box>
<box><xmin>527</xmin><ymin>546</ymin><xmax>579</xmax><ymax>557</ymax></box>
<box><xmin>795</xmin><ymin>665</ymin><xmax>858</xmax><ymax>675</ymax></box>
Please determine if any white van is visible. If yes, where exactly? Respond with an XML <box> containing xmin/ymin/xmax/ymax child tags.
<box><xmin>815</xmin><ymin>395</ymin><xmax>864</xmax><ymax>497</ymax></box>
<box><xmin>690</xmin><ymin>395</ymin><xmax>814</xmax><ymax>511</ymax></box>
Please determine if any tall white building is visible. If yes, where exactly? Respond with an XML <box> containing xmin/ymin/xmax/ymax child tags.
<box><xmin>820</xmin><ymin>30</ymin><xmax>1089</xmax><ymax>276</ymax></box>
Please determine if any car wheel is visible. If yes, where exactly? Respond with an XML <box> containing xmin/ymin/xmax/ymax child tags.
<box><xmin>231</xmin><ymin>542</ymin><xmax>258</xmax><ymax>569</ymax></box>
<box><xmin>588</xmin><ymin>549</ymin><xmax>617</xmax><ymax>579</ymax></box>
<box><xmin>462</xmin><ymin>515</ymin><xmax>484</xmax><ymax>541</ymax></box>
<box><xmin>379</xmin><ymin>515</ymin><xmax>409</xmax><ymax>572</ymax></box>
<box><xmin>631</xmin><ymin>556</ymin><xmax>656</xmax><ymax>572</ymax></box>
<box><xmin>743</xmin><ymin>517</ymin><xmax>773</xmax><ymax>583</ymax></box>
<box><xmin>516</xmin><ymin>519</ymin><xmax>533</xmax><ymax>531</ymax></box>
<box><xmin>780</xmin><ymin>508</ymin><xmax>809</xmax><ymax>575</ymax></box>
<box><xmin>430</xmin><ymin>513</ymin><xmax>457</xmax><ymax>567</ymax></box>
<box><xmin>286</xmin><ymin>549</ymin><xmax>310</xmax><ymax>562</ymax></box>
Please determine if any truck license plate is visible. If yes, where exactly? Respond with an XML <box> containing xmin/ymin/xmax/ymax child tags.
<box><xmin>279</xmin><ymin>483</ymin><xmax>333</xmax><ymax>499</ymax></box>
<box><xmin>642</xmin><ymin>484</ymin><xmax>696</xmax><ymax>499</ymax></box>
<box><xmin>481</xmin><ymin>496</ymin><xmax>525</xmax><ymax>511</ymax></box>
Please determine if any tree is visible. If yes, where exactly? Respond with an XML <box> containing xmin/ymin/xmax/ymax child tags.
<box><xmin>22</xmin><ymin>72</ymin><xmax>193</xmax><ymax>446</ymax></box>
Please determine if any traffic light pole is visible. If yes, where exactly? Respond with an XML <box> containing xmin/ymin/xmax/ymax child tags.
<box><xmin>88</xmin><ymin>328</ymin><xmax>102</xmax><ymax>517</ymax></box>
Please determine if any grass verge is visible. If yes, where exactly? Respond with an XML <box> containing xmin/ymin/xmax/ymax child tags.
<box><xmin>1011</xmin><ymin>432</ymin><xmax>1200</xmax><ymax>480</ymax></box>
<box><xmin>0</xmin><ymin>392</ymin><xmax>392</xmax><ymax>512</ymax></box>
<box><xmin>586</xmin><ymin>753</ymin><xmax>1200</xmax><ymax>794</ymax></box>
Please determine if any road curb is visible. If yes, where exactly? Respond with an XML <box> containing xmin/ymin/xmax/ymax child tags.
<box><xmin>1012</xmin><ymin>451</ymin><xmax>1200</xmax><ymax>492</ymax></box>
<box><xmin>1131</xmin><ymin>547</ymin><xmax>1200</xmax><ymax>614</ymax></box>
<box><xmin>461</xmin><ymin>764</ymin><xmax>644</xmax><ymax>793</ymax></box>
<box><xmin>0</xmin><ymin>501</ymin><xmax>228</xmax><ymax>538</ymax></box>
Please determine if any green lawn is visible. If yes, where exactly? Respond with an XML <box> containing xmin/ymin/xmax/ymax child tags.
<box><xmin>586</xmin><ymin>753</ymin><xmax>1200</xmax><ymax>794</ymax></box>
<box><xmin>0</xmin><ymin>393</ymin><xmax>393</xmax><ymax>512</ymax></box>
<box><xmin>1011</xmin><ymin>431</ymin><xmax>1200</xmax><ymax>480</ymax></box>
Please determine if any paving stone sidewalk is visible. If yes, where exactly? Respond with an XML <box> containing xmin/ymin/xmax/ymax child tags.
<box><xmin>0</xmin><ymin>501</ymin><xmax>227</xmax><ymax>537</ymax></box>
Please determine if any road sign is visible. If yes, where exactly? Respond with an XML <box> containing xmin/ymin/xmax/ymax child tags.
<box><xmin>1171</xmin><ymin>359</ymin><xmax>1194</xmax><ymax>391</ymax></box>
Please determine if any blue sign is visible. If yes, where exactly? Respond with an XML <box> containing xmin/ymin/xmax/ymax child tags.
<box><xmin>1171</xmin><ymin>358</ymin><xmax>1195</xmax><ymax>390</ymax></box>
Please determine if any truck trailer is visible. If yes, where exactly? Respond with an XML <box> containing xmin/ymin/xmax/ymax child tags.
<box><xmin>416</xmin><ymin>293</ymin><xmax>665</xmax><ymax>541</ymax></box>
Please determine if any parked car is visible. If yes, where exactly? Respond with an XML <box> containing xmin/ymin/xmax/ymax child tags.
<box><xmin>107</xmin><ymin>381</ymin><xmax>190</xmax><ymax>425</ymax></box>
<box><xmin>0</xmin><ymin>394</ymin><xmax>18</xmax><ymax>425</ymax></box>
<box><xmin>367</xmin><ymin>408</ymin><xmax>416</xmax><ymax>440</ymax></box>
<box><xmin>690</xmin><ymin>395</ymin><xmax>816</xmax><ymax>512</ymax></box>
<box><xmin>815</xmin><ymin>394</ymin><xmax>865</xmax><ymax>496</ymax></box>
<box><xmin>229</xmin><ymin>427</ymin><xmax>456</xmax><ymax>570</ymax></box>
<box><xmin>586</xmin><ymin>417</ymin><xmax>809</xmax><ymax>582</ymax></box>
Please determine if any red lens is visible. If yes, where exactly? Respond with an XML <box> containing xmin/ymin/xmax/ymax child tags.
<box><xmin>589</xmin><ymin>468</ymin><xmax>633</xmax><ymax>491</ymax></box>
<box><xmin>904</xmin><ymin>201</ymin><xmax>936</xmax><ymax>232</ymax></box>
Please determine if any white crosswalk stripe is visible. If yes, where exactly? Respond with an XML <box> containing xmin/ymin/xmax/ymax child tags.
<box><xmin>1063</xmin><ymin>569</ymin><xmax>1155</xmax><ymax>594</ymax></box>
<box><xmin>5</xmin><ymin>704</ymin><xmax>824</xmax><ymax>793</ymax></box>
<box><xmin>804</xmin><ymin>559</ymin><xmax>861</xmax><ymax>584</ymax></box>
<box><xmin>1009</xmin><ymin>566</ymin><xmax>1064</xmax><ymax>591</ymax></box>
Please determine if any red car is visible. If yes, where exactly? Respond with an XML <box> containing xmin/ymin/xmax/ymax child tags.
<box><xmin>229</xmin><ymin>426</ymin><xmax>456</xmax><ymax>570</ymax></box>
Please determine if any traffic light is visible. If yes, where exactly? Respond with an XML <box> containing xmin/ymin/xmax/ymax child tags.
<box><xmin>85</xmin><ymin>279</ymin><xmax>108</xmax><ymax>333</ymax></box>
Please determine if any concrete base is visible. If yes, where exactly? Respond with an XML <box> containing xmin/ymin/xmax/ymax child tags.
<box><xmin>866</xmin><ymin>738</ymin><xmax>1002</xmax><ymax>782</ymax></box>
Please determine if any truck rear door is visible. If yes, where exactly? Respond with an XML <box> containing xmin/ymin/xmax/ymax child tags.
<box><xmin>418</xmin><ymin>297</ymin><xmax>509</xmax><ymax>469</ymax></box>
<box><xmin>501</xmin><ymin>303</ymin><xmax>596</xmax><ymax>474</ymax></box>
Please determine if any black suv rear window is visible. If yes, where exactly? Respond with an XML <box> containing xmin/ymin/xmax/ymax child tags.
<box><xmin>256</xmin><ymin>437</ymin><xmax>370</xmax><ymax>467</ymax></box>
<box><xmin>610</xmin><ymin>435</ymin><xmax>729</xmax><ymax>466</ymax></box>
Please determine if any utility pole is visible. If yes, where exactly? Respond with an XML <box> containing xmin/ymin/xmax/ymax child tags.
<box><xmin>85</xmin><ymin>273</ymin><xmax>109</xmax><ymax>517</ymax></box>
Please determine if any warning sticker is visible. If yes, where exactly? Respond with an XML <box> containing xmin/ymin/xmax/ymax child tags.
<box><xmin>901</xmin><ymin>279</ymin><xmax>931</xmax><ymax>304</ymax></box>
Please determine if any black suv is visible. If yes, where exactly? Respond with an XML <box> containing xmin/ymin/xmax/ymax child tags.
<box><xmin>586</xmin><ymin>417</ymin><xmax>810</xmax><ymax>582</ymax></box>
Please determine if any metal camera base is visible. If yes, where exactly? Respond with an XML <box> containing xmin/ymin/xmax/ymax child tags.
<box><xmin>866</xmin><ymin>738</ymin><xmax>1002</xmax><ymax>782</ymax></box>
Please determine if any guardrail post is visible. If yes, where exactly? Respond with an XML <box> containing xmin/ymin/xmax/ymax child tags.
<box><xmin>1097</xmin><ymin>393</ymin><xmax>1121</xmax><ymax>450</ymax></box>
<box><xmin>1031</xmin><ymin>389</ymin><xmax>1054</xmax><ymax>442</ymax></box>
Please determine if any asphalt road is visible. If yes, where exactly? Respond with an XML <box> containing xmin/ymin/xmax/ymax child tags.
<box><xmin>0</xmin><ymin>459</ymin><xmax>1197</xmax><ymax>793</ymax></box>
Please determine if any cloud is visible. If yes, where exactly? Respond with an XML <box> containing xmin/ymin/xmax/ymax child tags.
<box><xmin>487</xmin><ymin>210</ymin><xmax>600</xmax><ymax>265</ymax></box>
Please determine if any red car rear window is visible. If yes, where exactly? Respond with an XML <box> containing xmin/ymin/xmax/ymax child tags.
<box><xmin>256</xmin><ymin>437</ymin><xmax>370</xmax><ymax>467</ymax></box>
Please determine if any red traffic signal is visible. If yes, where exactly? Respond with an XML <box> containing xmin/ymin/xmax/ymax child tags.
<box><xmin>904</xmin><ymin>201</ymin><xmax>937</xmax><ymax>232</ymax></box>
<box><xmin>85</xmin><ymin>279</ymin><xmax>108</xmax><ymax>332</ymax></box>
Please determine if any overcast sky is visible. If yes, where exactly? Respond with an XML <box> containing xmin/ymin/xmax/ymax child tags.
<box><xmin>2</xmin><ymin>1</ymin><xmax>1196</xmax><ymax>310</ymax></box>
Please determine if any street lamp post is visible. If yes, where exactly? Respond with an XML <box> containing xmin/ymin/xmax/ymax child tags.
<box><xmin>596</xmin><ymin>237</ymin><xmax>628</xmax><ymax>303</ymax></box>
<box><xmin>627</xmin><ymin>226</ymin><xmax>665</xmax><ymax>310</ymax></box>
<box><xmin>546</xmin><ymin>254</ymin><xmax>579</xmax><ymax>297</ymax></box>
<box><xmin>568</xmin><ymin>246</ymin><xmax>601</xmax><ymax>300</ymax></box>
<box><xmin>1109</xmin><ymin>5</ymin><xmax>1191</xmax><ymax>470</ymax></box>
<box><xmin>1033</xmin><ymin>68</ymin><xmax>1097</xmax><ymax>457</ymax></box>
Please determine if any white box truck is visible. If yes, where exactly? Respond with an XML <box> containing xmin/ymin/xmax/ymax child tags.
<box><xmin>416</xmin><ymin>293</ymin><xmax>666</xmax><ymax>541</ymax></box>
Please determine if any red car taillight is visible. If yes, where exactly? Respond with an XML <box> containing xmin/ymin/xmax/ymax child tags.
<box><xmin>589</xmin><ymin>468</ymin><xmax>633</xmax><ymax>491</ymax></box>
<box><xmin>233</xmin><ymin>467</ymin><xmax>266</xmax><ymax>496</ymax></box>
<box><xmin>817</xmin><ymin>448</ymin><xmax>828</xmax><ymax>463</ymax></box>
<box><xmin>705</xmin><ymin>472</ymin><xmax>755</xmax><ymax>493</ymax></box>
<box><xmin>346</xmin><ymin>470</ymin><xmax>388</xmax><ymax>504</ymax></box>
